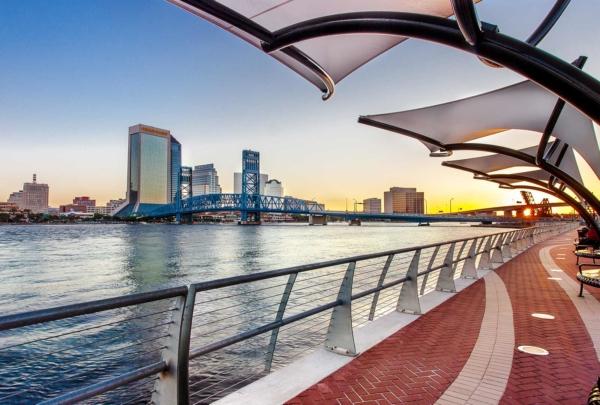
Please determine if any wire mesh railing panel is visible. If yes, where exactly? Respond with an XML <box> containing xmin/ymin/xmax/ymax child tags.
<box><xmin>0</xmin><ymin>299</ymin><xmax>177</xmax><ymax>403</ymax></box>
<box><xmin>188</xmin><ymin>333</ymin><xmax>270</xmax><ymax>405</ymax></box>
<box><xmin>270</xmin><ymin>309</ymin><xmax>333</xmax><ymax>370</ymax></box>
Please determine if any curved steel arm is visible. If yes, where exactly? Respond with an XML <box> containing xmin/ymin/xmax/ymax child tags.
<box><xmin>527</xmin><ymin>0</ymin><xmax>571</xmax><ymax>46</ymax></box>
<box><xmin>451</xmin><ymin>0</ymin><xmax>482</xmax><ymax>46</ymax></box>
<box><xmin>537</xmin><ymin>55</ymin><xmax>587</xmax><ymax>165</ymax></box>
<box><xmin>443</xmin><ymin>162</ymin><xmax>598</xmax><ymax>232</ymax></box>
<box><xmin>443</xmin><ymin>142</ymin><xmax>600</xmax><ymax>219</ymax></box>
<box><xmin>359</xmin><ymin>113</ymin><xmax>600</xmax><ymax>217</ymax></box>
<box><xmin>263</xmin><ymin>12</ymin><xmax>600</xmax><ymax>125</ymax></box>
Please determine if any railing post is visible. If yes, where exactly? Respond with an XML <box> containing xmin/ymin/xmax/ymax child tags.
<box><xmin>420</xmin><ymin>246</ymin><xmax>440</xmax><ymax>295</ymax></box>
<box><xmin>436</xmin><ymin>243</ymin><xmax>457</xmax><ymax>292</ymax></box>
<box><xmin>265</xmin><ymin>273</ymin><xmax>297</xmax><ymax>372</ymax></box>
<box><xmin>397</xmin><ymin>250</ymin><xmax>421</xmax><ymax>314</ymax></box>
<box><xmin>510</xmin><ymin>230</ymin><xmax>518</xmax><ymax>253</ymax></box>
<box><xmin>515</xmin><ymin>230</ymin><xmax>524</xmax><ymax>252</ymax></box>
<box><xmin>461</xmin><ymin>238</ymin><xmax>479</xmax><ymax>279</ymax></box>
<box><xmin>490</xmin><ymin>234</ymin><xmax>504</xmax><ymax>264</ymax></box>
<box><xmin>368</xmin><ymin>254</ymin><xmax>394</xmax><ymax>321</ymax></box>
<box><xmin>528</xmin><ymin>228</ymin><xmax>535</xmax><ymax>246</ymax></box>
<box><xmin>478</xmin><ymin>236</ymin><xmax>492</xmax><ymax>270</ymax></box>
<box><xmin>453</xmin><ymin>240</ymin><xmax>468</xmax><ymax>274</ymax></box>
<box><xmin>325</xmin><ymin>261</ymin><xmax>357</xmax><ymax>356</ymax></box>
<box><xmin>152</xmin><ymin>286</ymin><xmax>195</xmax><ymax>405</ymax></box>
<box><xmin>501</xmin><ymin>231</ymin><xmax>514</xmax><ymax>260</ymax></box>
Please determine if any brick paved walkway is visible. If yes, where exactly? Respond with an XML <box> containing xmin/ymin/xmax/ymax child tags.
<box><xmin>287</xmin><ymin>232</ymin><xmax>600</xmax><ymax>405</ymax></box>
<box><xmin>287</xmin><ymin>280</ymin><xmax>486</xmax><ymax>404</ymax></box>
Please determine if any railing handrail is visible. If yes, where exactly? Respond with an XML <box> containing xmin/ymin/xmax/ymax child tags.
<box><xmin>0</xmin><ymin>224</ymin><xmax>563</xmax><ymax>332</ymax></box>
<box><xmin>0</xmin><ymin>286</ymin><xmax>187</xmax><ymax>332</ymax></box>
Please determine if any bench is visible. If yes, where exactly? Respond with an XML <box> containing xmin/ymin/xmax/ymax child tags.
<box><xmin>574</xmin><ymin>248</ymin><xmax>600</xmax><ymax>265</ymax></box>
<box><xmin>577</xmin><ymin>264</ymin><xmax>600</xmax><ymax>297</ymax></box>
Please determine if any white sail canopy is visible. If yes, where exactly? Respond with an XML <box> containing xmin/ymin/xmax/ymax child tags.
<box><xmin>494</xmin><ymin>170</ymin><xmax>552</xmax><ymax>185</ymax></box>
<box><xmin>169</xmin><ymin>0</ymin><xmax>464</xmax><ymax>96</ymax></box>
<box><xmin>444</xmin><ymin>143</ymin><xmax>583</xmax><ymax>184</ymax></box>
<box><xmin>360</xmin><ymin>80</ymin><xmax>600</xmax><ymax>178</ymax></box>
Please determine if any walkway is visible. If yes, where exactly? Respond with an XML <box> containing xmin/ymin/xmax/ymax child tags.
<box><xmin>286</xmin><ymin>232</ymin><xmax>600</xmax><ymax>404</ymax></box>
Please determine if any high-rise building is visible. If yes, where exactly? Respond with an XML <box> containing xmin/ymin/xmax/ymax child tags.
<box><xmin>383</xmin><ymin>187</ymin><xmax>425</xmax><ymax>214</ymax></box>
<box><xmin>192</xmin><ymin>164</ymin><xmax>222</xmax><ymax>196</ymax></box>
<box><xmin>363</xmin><ymin>198</ymin><xmax>382</xmax><ymax>214</ymax></box>
<box><xmin>264</xmin><ymin>179</ymin><xmax>284</xmax><ymax>197</ymax></box>
<box><xmin>118</xmin><ymin>124</ymin><xmax>181</xmax><ymax>215</ymax></box>
<box><xmin>12</xmin><ymin>174</ymin><xmax>49</xmax><ymax>213</ymax></box>
<box><xmin>234</xmin><ymin>172</ymin><xmax>269</xmax><ymax>194</ymax></box>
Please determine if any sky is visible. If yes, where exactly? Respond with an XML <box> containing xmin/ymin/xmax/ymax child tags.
<box><xmin>1</xmin><ymin>0</ymin><xmax>600</xmax><ymax>212</ymax></box>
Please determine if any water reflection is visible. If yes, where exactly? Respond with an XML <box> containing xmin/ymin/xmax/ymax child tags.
<box><xmin>0</xmin><ymin>223</ymin><xmax>508</xmax><ymax>403</ymax></box>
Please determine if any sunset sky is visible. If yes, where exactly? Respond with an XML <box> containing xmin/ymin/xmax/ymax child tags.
<box><xmin>1</xmin><ymin>0</ymin><xmax>599</xmax><ymax>212</ymax></box>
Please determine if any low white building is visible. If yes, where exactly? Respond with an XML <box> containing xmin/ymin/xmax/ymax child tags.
<box><xmin>264</xmin><ymin>179</ymin><xmax>284</xmax><ymax>197</ymax></box>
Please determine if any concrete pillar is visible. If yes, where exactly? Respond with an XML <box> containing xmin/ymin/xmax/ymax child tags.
<box><xmin>309</xmin><ymin>215</ymin><xmax>328</xmax><ymax>226</ymax></box>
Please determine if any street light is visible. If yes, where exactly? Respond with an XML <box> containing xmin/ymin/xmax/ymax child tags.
<box><xmin>449</xmin><ymin>197</ymin><xmax>454</xmax><ymax>213</ymax></box>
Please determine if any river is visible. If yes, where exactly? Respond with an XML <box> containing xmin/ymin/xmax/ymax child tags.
<box><xmin>0</xmin><ymin>223</ymin><xmax>508</xmax><ymax>403</ymax></box>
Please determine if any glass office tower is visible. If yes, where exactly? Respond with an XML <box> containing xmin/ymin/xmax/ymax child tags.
<box><xmin>121</xmin><ymin>124</ymin><xmax>181</xmax><ymax>216</ymax></box>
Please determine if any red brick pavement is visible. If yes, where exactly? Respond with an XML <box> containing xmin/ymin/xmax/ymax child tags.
<box><xmin>286</xmin><ymin>281</ymin><xmax>486</xmax><ymax>405</ymax></box>
<box><xmin>549</xmin><ymin>235</ymin><xmax>600</xmax><ymax>301</ymax></box>
<box><xmin>497</xmin><ymin>237</ymin><xmax>600</xmax><ymax>405</ymax></box>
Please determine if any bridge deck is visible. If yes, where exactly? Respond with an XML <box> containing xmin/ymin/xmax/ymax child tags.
<box><xmin>285</xmin><ymin>232</ymin><xmax>600</xmax><ymax>404</ymax></box>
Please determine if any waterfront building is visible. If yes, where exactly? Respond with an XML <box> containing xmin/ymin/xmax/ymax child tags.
<box><xmin>383</xmin><ymin>187</ymin><xmax>424</xmax><ymax>214</ymax></box>
<box><xmin>117</xmin><ymin>124</ymin><xmax>182</xmax><ymax>216</ymax></box>
<box><xmin>73</xmin><ymin>196</ymin><xmax>95</xmax><ymax>208</ymax></box>
<box><xmin>234</xmin><ymin>172</ymin><xmax>269</xmax><ymax>194</ymax></box>
<box><xmin>107</xmin><ymin>199</ymin><xmax>126</xmax><ymax>211</ymax></box>
<box><xmin>8</xmin><ymin>191</ymin><xmax>23</xmax><ymax>207</ymax></box>
<box><xmin>0</xmin><ymin>202</ymin><xmax>18</xmax><ymax>212</ymax></box>
<box><xmin>192</xmin><ymin>164</ymin><xmax>222</xmax><ymax>196</ymax></box>
<box><xmin>60</xmin><ymin>196</ymin><xmax>95</xmax><ymax>213</ymax></box>
<box><xmin>363</xmin><ymin>198</ymin><xmax>382</xmax><ymax>214</ymax></box>
<box><xmin>86</xmin><ymin>206</ymin><xmax>111</xmax><ymax>215</ymax></box>
<box><xmin>59</xmin><ymin>204</ymin><xmax>85</xmax><ymax>213</ymax></box>
<box><xmin>264</xmin><ymin>179</ymin><xmax>283</xmax><ymax>197</ymax></box>
<box><xmin>11</xmin><ymin>174</ymin><xmax>49</xmax><ymax>213</ymax></box>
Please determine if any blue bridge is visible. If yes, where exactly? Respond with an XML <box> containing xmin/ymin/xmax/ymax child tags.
<box><xmin>124</xmin><ymin>193</ymin><xmax>516</xmax><ymax>224</ymax></box>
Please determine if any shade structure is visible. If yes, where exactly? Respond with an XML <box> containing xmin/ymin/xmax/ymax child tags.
<box><xmin>169</xmin><ymin>0</ymin><xmax>467</xmax><ymax>98</ymax></box>
<box><xmin>494</xmin><ymin>170</ymin><xmax>552</xmax><ymax>185</ymax></box>
<box><xmin>444</xmin><ymin>143</ymin><xmax>583</xmax><ymax>185</ymax></box>
<box><xmin>359</xmin><ymin>80</ymin><xmax>600</xmax><ymax>179</ymax></box>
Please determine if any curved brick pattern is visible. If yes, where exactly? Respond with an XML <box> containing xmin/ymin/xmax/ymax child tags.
<box><xmin>543</xmin><ymin>245</ymin><xmax>600</xmax><ymax>361</ymax></box>
<box><xmin>286</xmin><ymin>281</ymin><xmax>486</xmax><ymax>405</ymax></box>
<box><xmin>496</xmin><ymin>239</ymin><xmax>600</xmax><ymax>405</ymax></box>
<box><xmin>436</xmin><ymin>271</ymin><xmax>514</xmax><ymax>405</ymax></box>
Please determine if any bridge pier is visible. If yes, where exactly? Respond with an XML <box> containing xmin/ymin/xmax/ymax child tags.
<box><xmin>178</xmin><ymin>213</ymin><xmax>193</xmax><ymax>224</ymax></box>
<box><xmin>308</xmin><ymin>215</ymin><xmax>327</xmax><ymax>226</ymax></box>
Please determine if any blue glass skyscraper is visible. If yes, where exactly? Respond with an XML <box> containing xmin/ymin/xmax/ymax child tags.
<box><xmin>116</xmin><ymin>124</ymin><xmax>181</xmax><ymax>216</ymax></box>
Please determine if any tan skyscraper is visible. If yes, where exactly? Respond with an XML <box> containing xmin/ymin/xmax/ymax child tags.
<box><xmin>383</xmin><ymin>187</ymin><xmax>424</xmax><ymax>214</ymax></box>
<box><xmin>22</xmin><ymin>174</ymin><xmax>49</xmax><ymax>213</ymax></box>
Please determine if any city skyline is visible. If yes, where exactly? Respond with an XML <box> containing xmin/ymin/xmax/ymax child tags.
<box><xmin>2</xmin><ymin>1</ymin><xmax>600</xmax><ymax>212</ymax></box>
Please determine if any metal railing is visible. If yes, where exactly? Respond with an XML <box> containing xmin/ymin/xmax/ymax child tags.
<box><xmin>0</xmin><ymin>223</ymin><xmax>576</xmax><ymax>404</ymax></box>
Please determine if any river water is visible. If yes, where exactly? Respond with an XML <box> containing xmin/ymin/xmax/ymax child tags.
<box><xmin>0</xmin><ymin>223</ymin><xmax>506</xmax><ymax>403</ymax></box>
